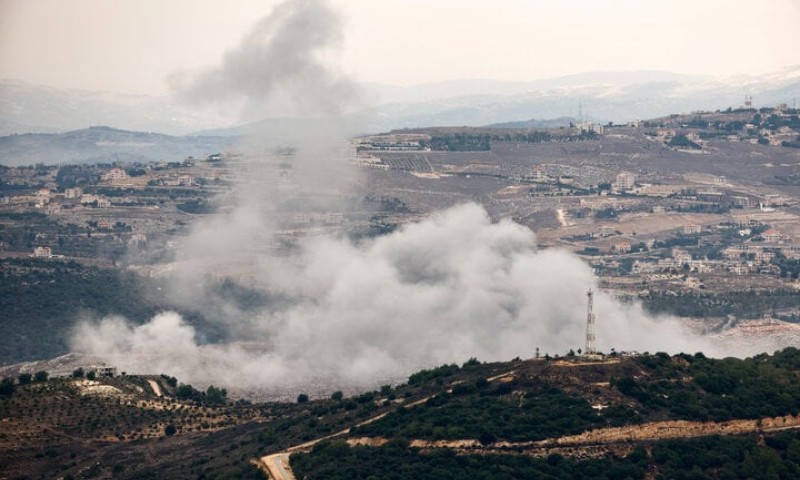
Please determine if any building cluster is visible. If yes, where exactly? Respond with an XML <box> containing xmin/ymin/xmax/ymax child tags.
<box><xmin>0</xmin><ymin>156</ymin><xmax>237</xmax><ymax>261</ymax></box>
<box><xmin>355</xmin><ymin>134</ymin><xmax>431</xmax><ymax>152</ymax></box>
<box><xmin>644</xmin><ymin>104</ymin><xmax>800</xmax><ymax>149</ymax></box>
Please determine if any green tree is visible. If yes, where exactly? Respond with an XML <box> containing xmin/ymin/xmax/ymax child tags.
<box><xmin>0</xmin><ymin>377</ymin><xmax>14</xmax><ymax>395</ymax></box>
<box><xmin>478</xmin><ymin>431</ymin><xmax>497</xmax><ymax>445</ymax></box>
<box><xmin>17</xmin><ymin>373</ymin><xmax>32</xmax><ymax>385</ymax></box>
<box><xmin>160</xmin><ymin>374</ymin><xmax>178</xmax><ymax>388</ymax></box>
<box><xmin>33</xmin><ymin>370</ymin><xmax>49</xmax><ymax>382</ymax></box>
<box><xmin>297</xmin><ymin>393</ymin><xmax>309</xmax><ymax>403</ymax></box>
<box><xmin>462</xmin><ymin>357</ymin><xmax>481</xmax><ymax>367</ymax></box>
<box><xmin>206</xmin><ymin>385</ymin><xmax>227</xmax><ymax>405</ymax></box>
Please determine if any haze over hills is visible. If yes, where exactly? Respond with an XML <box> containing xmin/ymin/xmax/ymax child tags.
<box><xmin>356</xmin><ymin>67</ymin><xmax>800</xmax><ymax>132</ymax></box>
<box><xmin>0</xmin><ymin>80</ymin><xmax>237</xmax><ymax>136</ymax></box>
<box><xmin>0</xmin><ymin>126</ymin><xmax>234</xmax><ymax>167</ymax></box>
<box><xmin>3</xmin><ymin>67</ymin><xmax>799</xmax><ymax>139</ymax></box>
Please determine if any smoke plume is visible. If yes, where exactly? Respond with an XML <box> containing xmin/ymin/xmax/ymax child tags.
<box><xmin>72</xmin><ymin>204</ymin><xmax>714</xmax><ymax>396</ymax></box>
<box><xmin>70</xmin><ymin>0</ymin><xmax>717</xmax><ymax>398</ymax></box>
<box><xmin>171</xmin><ymin>0</ymin><xmax>359</xmax><ymax>119</ymax></box>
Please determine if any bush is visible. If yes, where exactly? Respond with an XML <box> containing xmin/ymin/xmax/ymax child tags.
<box><xmin>462</xmin><ymin>357</ymin><xmax>481</xmax><ymax>367</ymax></box>
<box><xmin>297</xmin><ymin>393</ymin><xmax>309</xmax><ymax>403</ymax></box>
<box><xmin>34</xmin><ymin>371</ymin><xmax>49</xmax><ymax>382</ymax></box>
<box><xmin>206</xmin><ymin>385</ymin><xmax>227</xmax><ymax>405</ymax></box>
<box><xmin>174</xmin><ymin>384</ymin><xmax>211</xmax><ymax>403</ymax></box>
<box><xmin>479</xmin><ymin>431</ymin><xmax>497</xmax><ymax>445</ymax></box>
<box><xmin>408</xmin><ymin>364</ymin><xmax>460</xmax><ymax>386</ymax></box>
<box><xmin>160</xmin><ymin>374</ymin><xmax>178</xmax><ymax>388</ymax></box>
<box><xmin>0</xmin><ymin>378</ymin><xmax>14</xmax><ymax>396</ymax></box>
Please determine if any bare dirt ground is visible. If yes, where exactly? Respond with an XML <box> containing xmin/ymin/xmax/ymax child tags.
<box><xmin>348</xmin><ymin>414</ymin><xmax>800</xmax><ymax>459</ymax></box>
<box><xmin>147</xmin><ymin>379</ymin><xmax>163</xmax><ymax>397</ymax></box>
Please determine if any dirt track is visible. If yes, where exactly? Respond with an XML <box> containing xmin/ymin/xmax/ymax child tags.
<box><xmin>274</xmin><ymin>415</ymin><xmax>800</xmax><ymax>478</ymax></box>
<box><xmin>147</xmin><ymin>379</ymin><xmax>162</xmax><ymax>397</ymax></box>
<box><xmin>400</xmin><ymin>414</ymin><xmax>800</xmax><ymax>455</ymax></box>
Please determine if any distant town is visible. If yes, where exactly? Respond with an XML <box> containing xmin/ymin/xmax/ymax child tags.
<box><xmin>2</xmin><ymin>103</ymin><xmax>800</xmax><ymax>351</ymax></box>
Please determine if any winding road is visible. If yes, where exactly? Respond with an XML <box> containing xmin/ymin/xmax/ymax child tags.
<box><xmin>257</xmin><ymin>369</ymin><xmax>518</xmax><ymax>479</ymax></box>
<box><xmin>262</xmin><ymin>453</ymin><xmax>295</xmax><ymax>480</ymax></box>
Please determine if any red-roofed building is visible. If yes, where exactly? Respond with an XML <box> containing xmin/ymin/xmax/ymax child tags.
<box><xmin>613</xmin><ymin>241</ymin><xmax>632</xmax><ymax>253</ymax></box>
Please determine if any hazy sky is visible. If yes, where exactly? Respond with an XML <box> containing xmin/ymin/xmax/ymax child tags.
<box><xmin>1</xmin><ymin>0</ymin><xmax>799</xmax><ymax>95</ymax></box>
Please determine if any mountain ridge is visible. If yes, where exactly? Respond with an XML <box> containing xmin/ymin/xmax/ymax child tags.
<box><xmin>3</xmin><ymin>67</ymin><xmax>799</xmax><ymax>137</ymax></box>
<box><xmin>0</xmin><ymin>126</ymin><xmax>235</xmax><ymax>166</ymax></box>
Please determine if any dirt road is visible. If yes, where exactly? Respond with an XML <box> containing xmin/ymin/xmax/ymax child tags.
<box><xmin>146</xmin><ymin>379</ymin><xmax>162</xmax><ymax>397</ymax></box>
<box><xmin>257</xmin><ymin>369</ymin><xmax>518</xmax><ymax>479</ymax></box>
<box><xmin>402</xmin><ymin>414</ymin><xmax>800</xmax><ymax>453</ymax></box>
<box><xmin>260</xmin><ymin>413</ymin><xmax>800</xmax><ymax>478</ymax></box>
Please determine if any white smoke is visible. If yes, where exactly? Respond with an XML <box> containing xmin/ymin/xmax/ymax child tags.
<box><xmin>70</xmin><ymin>0</ymin><xmax>717</xmax><ymax>396</ymax></box>
<box><xmin>171</xmin><ymin>0</ymin><xmax>360</xmax><ymax>120</ymax></box>
<box><xmin>72</xmin><ymin>204</ymin><xmax>713</xmax><ymax>394</ymax></box>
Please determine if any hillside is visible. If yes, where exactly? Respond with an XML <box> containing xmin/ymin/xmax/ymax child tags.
<box><xmin>288</xmin><ymin>350</ymin><xmax>800</xmax><ymax>479</ymax></box>
<box><xmin>2</xmin><ymin>349</ymin><xmax>800</xmax><ymax>479</ymax></box>
<box><xmin>8</xmin><ymin>68</ymin><xmax>797</xmax><ymax>139</ymax></box>
<box><xmin>0</xmin><ymin>258</ymin><xmax>261</xmax><ymax>365</ymax></box>
<box><xmin>0</xmin><ymin>126</ymin><xmax>235</xmax><ymax>166</ymax></box>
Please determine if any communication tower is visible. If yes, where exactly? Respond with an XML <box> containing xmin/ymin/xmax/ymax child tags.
<box><xmin>585</xmin><ymin>288</ymin><xmax>596</xmax><ymax>355</ymax></box>
<box><xmin>744</xmin><ymin>95</ymin><xmax>753</xmax><ymax>111</ymax></box>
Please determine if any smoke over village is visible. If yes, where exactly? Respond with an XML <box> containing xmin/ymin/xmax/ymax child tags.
<box><xmin>3</xmin><ymin>1</ymin><xmax>800</xmax><ymax>478</ymax></box>
<box><xmin>69</xmin><ymin>0</ymin><xmax>720</xmax><ymax>395</ymax></box>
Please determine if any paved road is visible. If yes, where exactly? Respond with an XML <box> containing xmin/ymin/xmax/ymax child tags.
<box><xmin>257</xmin><ymin>368</ymin><xmax>518</xmax><ymax>479</ymax></box>
<box><xmin>262</xmin><ymin>453</ymin><xmax>295</xmax><ymax>480</ymax></box>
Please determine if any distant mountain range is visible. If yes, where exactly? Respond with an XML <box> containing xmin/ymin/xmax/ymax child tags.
<box><xmin>192</xmin><ymin>67</ymin><xmax>800</xmax><ymax>136</ymax></box>
<box><xmin>0</xmin><ymin>126</ymin><xmax>234</xmax><ymax>167</ymax></box>
<box><xmin>484</xmin><ymin>117</ymin><xmax>577</xmax><ymax>129</ymax></box>
<box><xmin>355</xmin><ymin>67</ymin><xmax>800</xmax><ymax>132</ymax></box>
<box><xmin>1</xmin><ymin>67</ymin><xmax>798</xmax><ymax>142</ymax></box>
<box><xmin>0</xmin><ymin>80</ymin><xmax>237</xmax><ymax>136</ymax></box>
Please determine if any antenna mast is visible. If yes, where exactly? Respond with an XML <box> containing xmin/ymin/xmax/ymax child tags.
<box><xmin>585</xmin><ymin>288</ymin><xmax>596</xmax><ymax>355</ymax></box>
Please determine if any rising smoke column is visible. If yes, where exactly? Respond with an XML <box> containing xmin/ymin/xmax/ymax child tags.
<box><xmin>173</xmin><ymin>0</ymin><xmax>359</xmax><ymax>119</ymax></box>
<box><xmin>71</xmin><ymin>0</ymin><xmax>717</xmax><ymax>396</ymax></box>
<box><xmin>167</xmin><ymin>0</ymin><xmax>362</xmax><ymax>287</ymax></box>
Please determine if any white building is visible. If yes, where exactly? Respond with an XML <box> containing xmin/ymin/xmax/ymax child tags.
<box><xmin>615</xmin><ymin>172</ymin><xmax>636</xmax><ymax>192</ymax></box>
<box><xmin>574</xmin><ymin>122</ymin><xmax>604</xmax><ymax>135</ymax></box>
<box><xmin>101</xmin><ymin>168</ymin><xmax>129</xmax><ymax>183</ymax></box>
<box><xmin>531</xmin><ymin>166</ymin><xmax>548</xmax><ymax>183</ymax></box>
<box><xmin>64</xmin><ymin>187</ymin><xmax>83</xmax><ymax>199</ymax></box>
